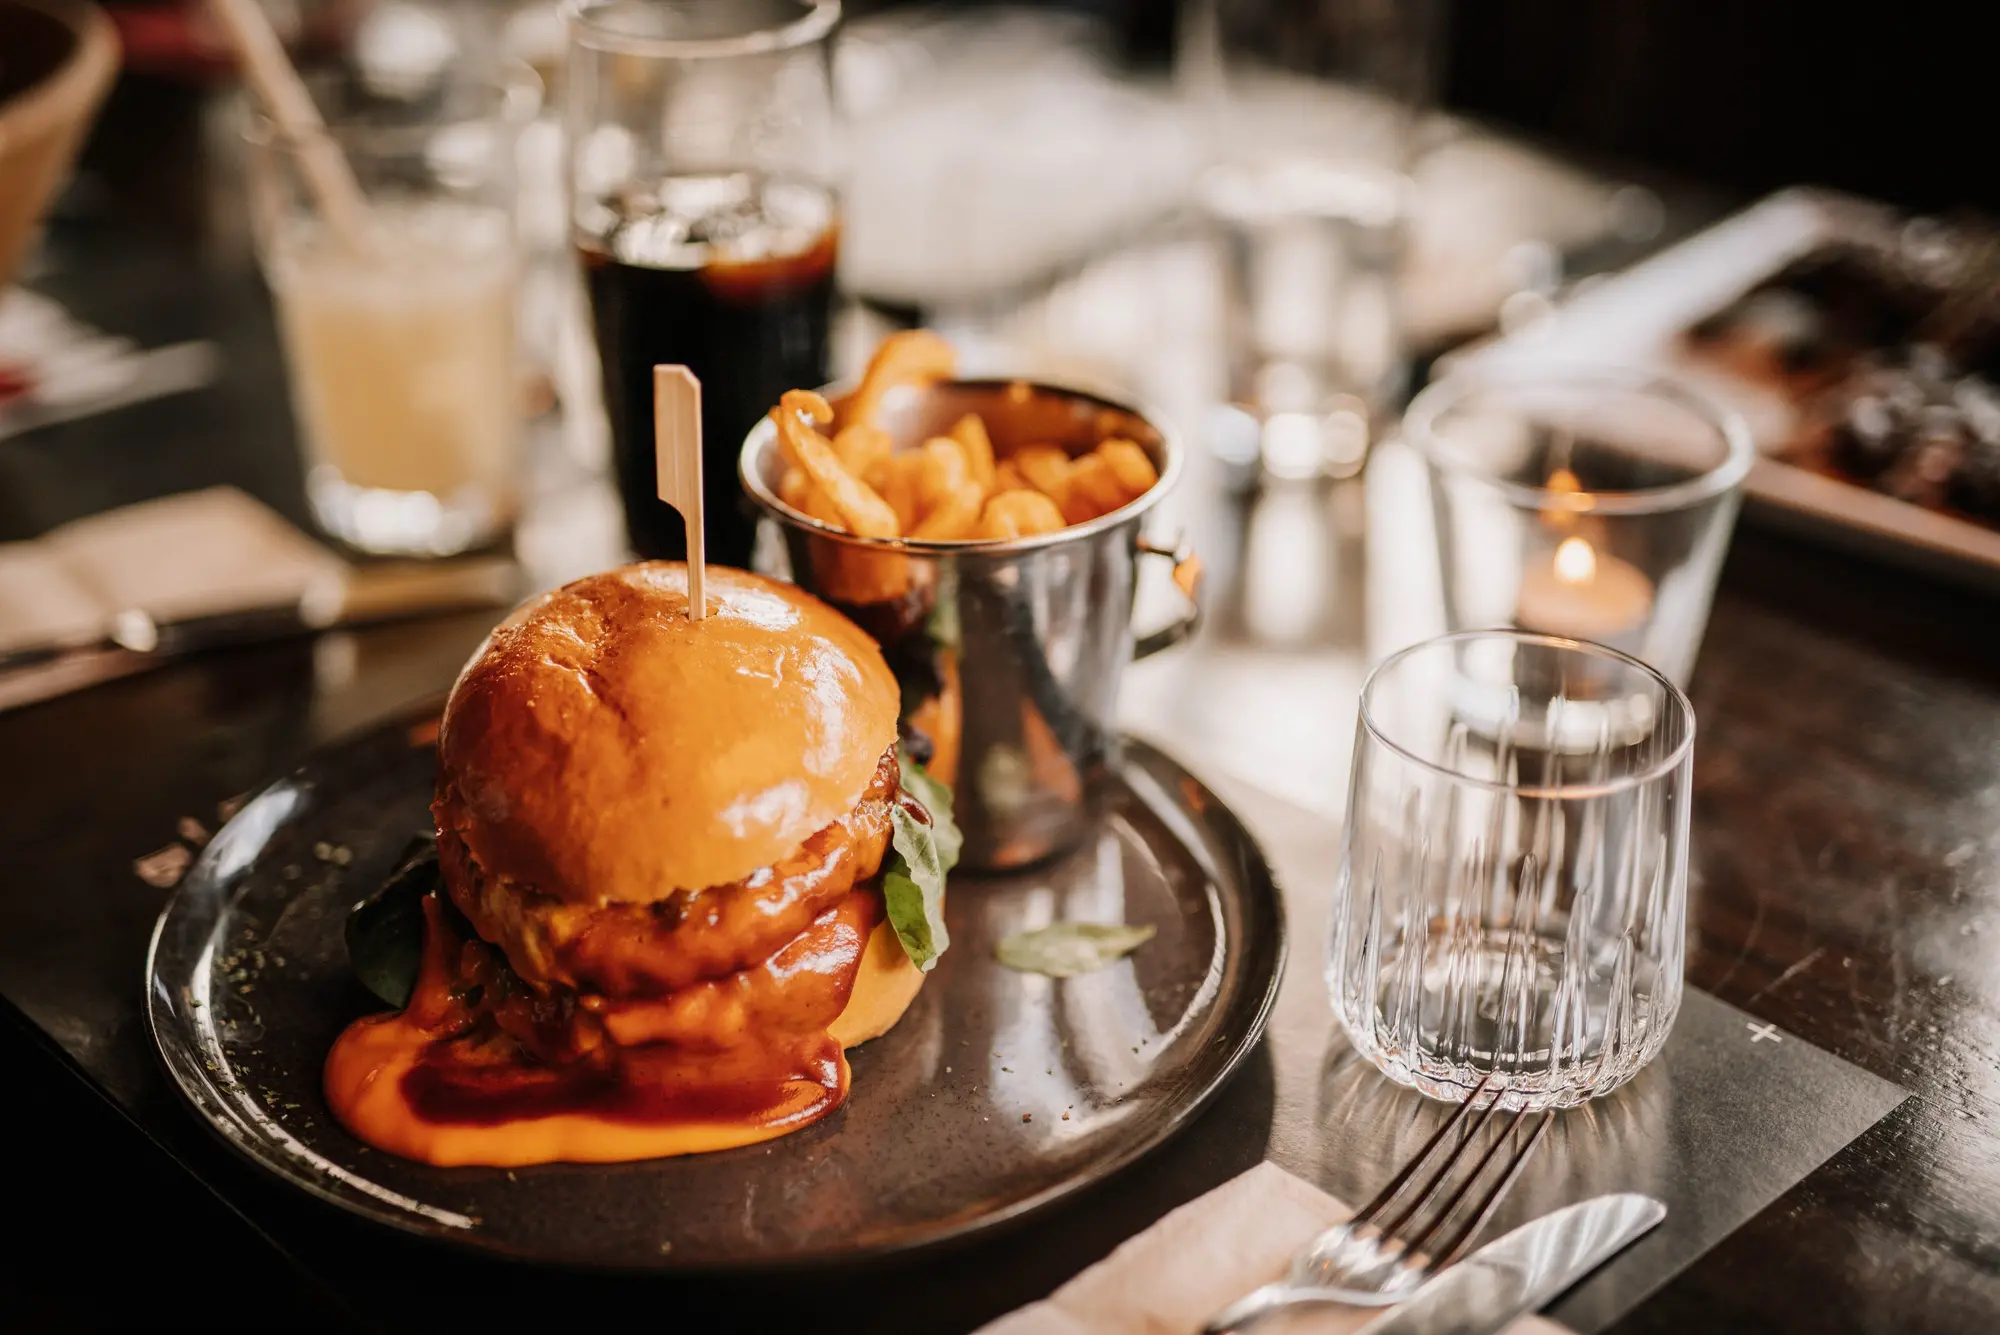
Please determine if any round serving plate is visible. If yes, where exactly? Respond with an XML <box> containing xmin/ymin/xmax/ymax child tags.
<box><xmin>145</xmin><ymin>704</ymin><xmax>1286</xmax><ymax>1270</ymax></box>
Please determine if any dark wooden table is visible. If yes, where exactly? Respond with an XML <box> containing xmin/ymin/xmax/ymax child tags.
<box><xmin>4</xmin><ymin>76</ymin><xmax>1997</xmax><ymax>1334</ymax></box>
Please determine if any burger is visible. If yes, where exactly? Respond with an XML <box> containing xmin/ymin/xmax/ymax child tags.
<box><xmin>324</xmin><ymin>563</ymin><xmax>957</xmax><ymax>1167</ymax></box>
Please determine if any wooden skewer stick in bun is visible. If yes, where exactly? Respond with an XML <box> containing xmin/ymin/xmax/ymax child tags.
<box><xmin>653</xmin><ymin>365</ymin><xmax>707</xmax><ymax>620</ymax></box>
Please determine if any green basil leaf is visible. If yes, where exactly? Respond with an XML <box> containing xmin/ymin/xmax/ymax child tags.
<box><xmin>344</xmin><ymin>836</ymin><xmax>438</xmax><ymax>1007</ymax></box>
<box><xmin>996</xmin><ymin>922</ymin><xmax>1157</xmax><ymax>979</ymax></box>
<box><xmin>883</xmin><ymin>803</ymin><xmax>951</xmax><ymax>972</ymax></box>
<box><xmin>897</xmin><ymin>749</ymin><xmax>962</xmax><ymax>873</ymax></box>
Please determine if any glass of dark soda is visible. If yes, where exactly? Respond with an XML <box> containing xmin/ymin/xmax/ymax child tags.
<box><xmin>567</xmin><ymin>0</ymin><xmax>840</xmax><ymax>567</ymax></box>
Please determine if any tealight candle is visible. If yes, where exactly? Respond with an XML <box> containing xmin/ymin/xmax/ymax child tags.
<box><xmin>1516</xmin><ymin>536</ymin><xmax>1655</xmax><ymax>645</ymax></box>
<box><xmin>1408</xmin><ymin>365</ymin><xmax>1752</xmax><ymax>687</ymax></box>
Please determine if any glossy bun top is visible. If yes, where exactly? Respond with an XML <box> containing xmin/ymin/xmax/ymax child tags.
<box><xmin>435</xmin><ymin>563</ymin><xmax>899</xmax><ymax>904</ymax></box>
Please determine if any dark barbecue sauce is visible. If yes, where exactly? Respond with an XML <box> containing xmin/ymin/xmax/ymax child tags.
<box><xmin>401</xmin><ymin>1034</ymin><xmax>843</xmax><ymax>1129</ymax></box>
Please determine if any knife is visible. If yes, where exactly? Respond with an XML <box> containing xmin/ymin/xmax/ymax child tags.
<box><xmin>1352</xmin><ymin>1192</ymin><xmax>1665</xmax><ymax>1335</ymax></box>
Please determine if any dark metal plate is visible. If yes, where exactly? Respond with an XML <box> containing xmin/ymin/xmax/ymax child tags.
<box><xmin>144</xmin><ymin>706</ymin><xmax>1285</xmax><ymax>1269</ymax></box>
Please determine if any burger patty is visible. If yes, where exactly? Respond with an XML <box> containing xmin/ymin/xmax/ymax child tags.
<box><xmin>439</xmin><ymin>750</ymin><xmax>899</xmax><ymax>997</ymax></box>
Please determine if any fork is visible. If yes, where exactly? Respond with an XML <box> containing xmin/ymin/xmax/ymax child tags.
<box><xmin>1201</xmin><ymin>1074</ymin><xmax>1555</xmax><ymax>1334</ymax></box>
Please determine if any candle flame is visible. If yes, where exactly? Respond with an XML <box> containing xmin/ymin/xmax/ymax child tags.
<box><xmin>1542</xmin><ymin>467</ymin><xmax>1593</xmax><ymax>533</ymax></box>
<box><xmin>1554</xmin><ymin>536</ymin><xmax>1597</xmax><ymax>584</ymax></box>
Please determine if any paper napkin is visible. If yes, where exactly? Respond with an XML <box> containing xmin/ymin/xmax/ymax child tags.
<box><xmin>978</xmin><ymin>1162</ymin><xmax>1566</xmax><ymax>1335</ymax></box>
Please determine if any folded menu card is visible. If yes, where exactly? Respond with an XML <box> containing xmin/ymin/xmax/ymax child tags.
<box><xmin>977</xmin><ymin>1162</ymin><xmax>1562</xmax><ymax>1335</ymax></box>
<box><xmin>0</xmin><ymin>487</ymin><xmax>516</xmax><ymax>711</ymax></box>
<box><xmin>0</xmin><ymin>487</ymin><xmax>349</xmax><ymax>657</ymax></box>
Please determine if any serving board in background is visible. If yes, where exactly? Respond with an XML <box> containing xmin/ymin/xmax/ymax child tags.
<box><xmin>1466</xmin><ymin>188</ymin><xmax>2000</xmax><ymax>591</ymax></box>
<box><xmin>144</xmin><ymin>704</ymin><xmax>1286</xmax><ymax>1269</ymax></box>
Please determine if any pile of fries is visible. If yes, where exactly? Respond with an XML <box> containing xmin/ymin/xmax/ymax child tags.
<box><xmin>770</xmin><ymin>332</ymin><xmax>1160</xmax><ymax>543</ymax></box>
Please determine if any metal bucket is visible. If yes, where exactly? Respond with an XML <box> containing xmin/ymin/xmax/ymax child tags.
<box><xmin>740</xmin><ymin>378</ymin><xmax>1201</xmax><ymax>873</ymax></box>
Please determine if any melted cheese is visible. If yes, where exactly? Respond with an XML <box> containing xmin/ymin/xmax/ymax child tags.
<box><xmin>829</xmin><ymin>915</ymin><xmax>924</xmax><ymax>1049</ymax></box>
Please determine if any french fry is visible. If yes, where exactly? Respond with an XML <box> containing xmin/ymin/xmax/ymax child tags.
<box><xmin>773</xmin><ymin>391</ymin><xmax>823</xmax><ymax>469</ymax></box>
<box><xmin>949</xmin><ymin>413</ymin><xmax>997</xmax><ymax>491</ymax></box>
<box><xmin>773</xmin><ymin>391</ymin><xmax>900</xmax><ymax>538</ymax></box>
<box><xmin>1081</xmin><ymin>452</ymin><xmax>1133</xmax><ymax>516</ymax></box>
<box><xmin>913</xmin><ymin>481</ymin><xmax>985</xmax><ymax>540</ymax></box>
<box><xmin>842</xmin><ymin>330</ymin><xmax>956</xmax><ymax>428</ymax></box>
<box><xmin>833</xmin><ymin>423</ymin><xmax>894</xmax><ymax>478</ymax></box>
<box><xmin>980</xmin><ymin>489</ymin><xmax>1066</xmax><ymax>539</ymax></box>
<box><xmin>1095</xmin><ymin>438</ymin><xmax>1159</xmax><ymax>500</ymax></box>
<box><xmin>778</xmin><ymin>467</ymin><xmax>811</xmax><ymax>512</ymax></box>
<box><xmin>1060</xmin><ymin>454</ymin><xmax>1128</xmax><ymax>525</ymax></box>
<box><xmin>769</xmin><ymin>330</ymin><xmax>1163</xmax><ymax>547</ymax></box>
<box><xmin>917</xmin><ymin>438</ymin><xmax>973</xmax><ymax>513</ymax></box>
<box><xmin>774</xmin><ymin>388</ymin><xmax>832</xmax><ymax>462</ymax></box>
<box><xmin>1012</xmin><ymin>444</ymin><xmax>1073</xmax><ymax>509</ymax></box>
<box><xmin>875</xmin><ymin>453</ymin><xmax>927</xmax><ymax>534</ymax></box>
<box><xmin>978</xmin><ymin>508</ymin><xmax>1023</xmax><ymax>542</ymax></box>
<box><xmin>801</xmin><ymin>483</ymin><xmax>848</xmax><ymax>529</ymax></box>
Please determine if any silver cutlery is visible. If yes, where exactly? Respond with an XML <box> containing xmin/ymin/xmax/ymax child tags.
<box><xmin>0</xmin><ymin>339</ymin><xmax>221</xmax><ymax>441</ymax></box>
<box><xmin>1352</xmin><ymin>1192</ymin><xmax>1666</xmax><ymax>1335</ymax></box>
<box><xmin>1203</xmin><ymin>1074</ymin><xmax>1554</xmax><ymax>1333</ymax></box>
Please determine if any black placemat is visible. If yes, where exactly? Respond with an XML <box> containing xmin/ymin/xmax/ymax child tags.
<box><xmin>1182</xmin><ymin>759</ymin><xmax>1909</xmax><ymax>1334</ymax></box>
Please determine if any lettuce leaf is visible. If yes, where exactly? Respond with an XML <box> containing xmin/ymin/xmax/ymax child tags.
<box><xmin>344</xmin><ymin>836</ymin><xmax>439</xmax><ymax>1007</ymax></box>
<box><xmin>883</xmin><ymin>752</ymin><xmax>960</xmax><ymax>971</ymax></box>
<box><xmin>897</xmin><ymin>749</ymin><xmax>962</xmax><ymax>870</ymax></box>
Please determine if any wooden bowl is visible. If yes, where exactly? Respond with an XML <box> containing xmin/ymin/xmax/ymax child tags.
<box><xmin>0</xmin><ymin>0</ymin><xmax>119</xmax><ymax>289</ymax></box>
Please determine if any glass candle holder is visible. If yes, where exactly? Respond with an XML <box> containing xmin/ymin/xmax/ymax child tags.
<box><xmin>1326</xmin><ymin>630</ymin><xmax>1695</xmax><ymax>1110</ymax></box>
<box><xmin>1406</xmin><ymin>366</ymin><xmax>1753</xmax><ymax>686</ymax></box>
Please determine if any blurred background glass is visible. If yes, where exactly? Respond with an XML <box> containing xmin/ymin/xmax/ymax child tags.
<box><xmin>244</xmin><ymin>66</ymin><xmax>541</xmax><ymax>557</ymax></box>
<box><xmin>1181</xmin><ymin>0</ymin><xmax>1442</xmax><ymax>483</ymax></box>
<box><xmin>566</xmin><ymin>0</ymin><xmax>840</xmax><ymax>569</ymax></box>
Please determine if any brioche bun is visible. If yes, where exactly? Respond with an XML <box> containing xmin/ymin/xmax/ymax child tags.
<box><xmin>435</xmin><ymin>563</ymin><xmax>900</xmax><ymax>905</ymax></box>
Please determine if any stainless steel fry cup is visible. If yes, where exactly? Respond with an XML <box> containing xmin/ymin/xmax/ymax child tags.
<box><xmin>741</xmin><ymin>377</ymin><xmax>1201</xmax><ymax>873</ymax></box>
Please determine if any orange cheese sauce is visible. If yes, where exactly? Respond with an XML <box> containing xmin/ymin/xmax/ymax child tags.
<box><xmin>324</xmin><ymin>891</ymin><xmax>875</xmax><ymax>1167</ymax></box>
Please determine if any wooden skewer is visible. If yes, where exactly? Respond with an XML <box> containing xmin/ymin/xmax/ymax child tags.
<box><xmin>207</xmin><ymin>0</ymin><xmax>372</xmax><ymax>254</ymax></box>
<box><xmin>653</xmin><ymin>365</ymin><xmax>707</xmax><ymax>621</ymax></box>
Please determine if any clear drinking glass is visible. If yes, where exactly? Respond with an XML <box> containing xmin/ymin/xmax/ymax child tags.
<box><xmin>1327</xmin><ymin>630</ymin><xmax>1694</xmax><ymax>1109</ymax></box>
<box><xmin>566</xmin><ymin>0</ymin><xmax>841</xmax><ymax>569</ymax></box>
<box><xmin>1180</xmin><ymin>0</ymin><xmax>1442</xmax><ymax>480</ymax></box>
<box><xmin>246</xmin><ymin>71</ymin><xmax>542</xmax><ymax>557</ymax></box>
<box><xmin>1408</xmin><ymin>365</ymin><xmax>1754</xmax><ymax>687</ymax></box>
